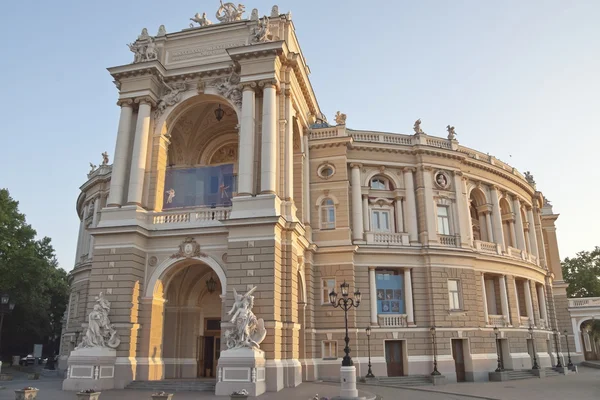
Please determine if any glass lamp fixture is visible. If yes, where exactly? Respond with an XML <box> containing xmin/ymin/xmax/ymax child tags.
<box><xmin>206</xmin><ymin>277</ymin><xmax>217</xmax><ymax>294</ymax></box>
<box><xmin>354</xmin><ymin>288</ymin><xmax>361</xmax><ymax>305</ymax></box>
<box><xmin>329</xmin><ymin>289</ymin><xmax>338</xmax><ymax>305</ymax></box>
<box><xmin>0</xmin><ymin>294</ymin><xmax>8</xmax><ymax>305</ymax></box>
<box><xmin>366</xmin><ymin>326</ymin><xmax>371</xmax><ymax>337</ymax></box>
<box><xmin>341</xmin><ymin>281</ymin><xmax>350</xmax><ymax>297</ymax></box>
<box><xmin>214</xmin><ymin>104</ymin><xmax>225</xmax><ymax>121</ymax></box>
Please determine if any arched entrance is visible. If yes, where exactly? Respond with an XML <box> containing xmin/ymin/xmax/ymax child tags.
<box><xmin>579</xmin><ymin>319</ymin><xmax>600</xmax><ymax>361</ymax></box>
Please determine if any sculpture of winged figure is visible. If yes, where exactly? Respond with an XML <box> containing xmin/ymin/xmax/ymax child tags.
<box><xmin>216</xmin><ymin>0</ymin><xmax>246</xmax><ymax>23</ymax></box>
<box><xmin>225</xmin><ymin>286</ymin><xmax>266</xmax><ymax>349</ymax></box>
<box><xmin>446</xmin><ymin>125</ymin><xmax>456</xmax><ymax>140</ymax></box>
<box><xmin>76</xmin><ymin>292</ymin><xmax>120</xmax><ymax>350</ymax></box>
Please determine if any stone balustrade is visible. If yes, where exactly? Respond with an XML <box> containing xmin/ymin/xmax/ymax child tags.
<box><xmin>568</xmin><ymin>297</ymin><xmax>600</xmax><ymax>308</ymax></box>
<box><xmin>439</xmin><ymin>234</ymin><xmax>459</xmax><ymax>247</ymax></box>
<box><xmin>149</xmin><ymin>207</ymin><xmax>231</xmax><ymax>227</ymax></box>
<box><xmin>365</xmin><ymin>232</ymin><xmax>410</xmax><ymax>246</ymax></box>
<box><xmin>378</xmin><ymin>314</ymin><xmax>408</xmax><ymax>328</ymax></box>
<box><xmin>488</xmin><ymin>314</ymin><xmax>506</xmax><ymax>327</ymax></box>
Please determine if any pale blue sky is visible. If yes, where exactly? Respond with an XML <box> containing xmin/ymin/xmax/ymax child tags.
<box><xmin>1</xmin><ymin>1</ymin><xmax>598</xmax><ymax>270</ymax></box>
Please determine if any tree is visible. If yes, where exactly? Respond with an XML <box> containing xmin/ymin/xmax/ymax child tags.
<box><xmin>0</xmin><ymin>188</ymin><xmax>69</xmax><ymax>360</ymax></box>
<box><xmin>561</xmin><ymin>246</ymin><xmax>600</xmax><ymax>298</ymax></box>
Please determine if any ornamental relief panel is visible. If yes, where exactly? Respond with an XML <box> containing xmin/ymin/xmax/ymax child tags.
<box><xmin>210</xmin><ymin>143</ymin><xmax>238</xmax><ymax>164</ymax></box>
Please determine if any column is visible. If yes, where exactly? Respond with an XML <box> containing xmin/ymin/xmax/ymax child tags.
<box><xmin>127</xmin><ymin>98</ymin><xmax>153</xmax><ymax>205</ymax></box>
<box><xmin>369</xmin><ymin>267</ymin><xmax>377</xmax><ymax>325</ymax></box>
<box><xmin>453</xmin><ymin>172</ymin><xmax>470</xmax><ymax>246</ymax></box>
<box><xmin>421</xmin><ymin>167</ymin><xmax>438</xmax><ymax>242</ymax></box>
<box><xmin>260</xmin><ymin>81</ymin><xmax>278</xmax><ymax>194</ymax></box>
<box><xmin>283</xmin><ymin>88</ymin><xmax>294</xmax><ymax>201</ymax></box>
<box><xmin>350</xmin><ymin>164</ymin><xmax>364</xmax><ymax>241</ymax></box>
<box><xmin>394</xmin><ymin>197</ymin><xmax>404</xmax><ymax>233</ymax></box>
<box><xmin>524</xmin><ymin>280</ymin><xmax>535</xmax><ymax>325</ymax></box>
<box><xmin>526</xmin><ymin>207</ymin><xmax>539</xmax><ymax>257</ymax></box>
<box><xmin>107</xmin><ymin>99</ymin><xmax>134</xmax><ymax>207</ymax></box>
<box><xmin>489</xmin><ymin>186</ymin><xmax>505</xmax><ymax>249</ymax></box>
<box><xmin>513</xmin><ymin>280</ymin><xmax>521</xmax><ymax>321</ymax></box>
<box><xmin>404</xmin><ymin>268</ymin><xmax>414</xmax><ymax>326</ymax></box>
<box><xmin>499</xmin><ymin>275</ymin><xmax>510</xmax><ymax>325</ymax></box>
<box><xmin>362</xmin><ymin>195</ymin><xmax>370</xmax><ymax>232</ymax></box>
<box><xmin>481</xmin><ymin>273</ymin><xmax>489</xmax><ymax>325</ymax></box>
<box><xmin>87</xmin><ymin>198</ymin><xmax>100</xmax><ymax>261</ymax></box>
<box><xmin>509</xmin><ymin>220</ymin><xmax>517</xmax><ymax>248</ymax></box>
<box><xmin>512</xmin><ymin>196</ymin><xmax>527</xmax><ymax>251</ymax></box>
<box><xmin>403</xmin><ymin>168</ymin><xmax>418</xmax><ymax>243</ymax></box>
<box><xmin>485</xmin><ymin>212</ymin><xmax>494</xmax><ymax>243</ymax></box>
<box><xmin>524</xmin><ymin>227</ymin><xmax>531</xmax><ymax>253</ymax></box>
<box><xmin>537</xmin><ymin>284</ymin><xmax>548</xmax><ymax>323</ymax></box>
<box><xmin>237</xmin><ymin>84</ymin><xmax>256</xmax><ymax>196</ymax></box>
<box><xmin>478</xmin><ymin>213</ymin><xmax>488</xmax><ymax>242</ymax></box>
<box><xmin>302</xmin><ymin>136</ymin><xmax>311</xmax><ymax>225</ymax></box>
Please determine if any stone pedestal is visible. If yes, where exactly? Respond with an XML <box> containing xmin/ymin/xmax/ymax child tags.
<box><xmin>215</xmin><ymin>348</ymin><xmax>266</xmax><ymax>397</ymax></box>
<box><xmin>62</xmin><ymin>348</ymin><xmax>117</xmax><ymax>391</ymax></box>
<box><xmin>331</xmin><ymin>366</ymin><xmax>367</xmax><ymax>400</ymax></box>
<box><xmin>430</xmin><ymin>374</ymin><xmax>447</xmax><ymax>385</ymax></box>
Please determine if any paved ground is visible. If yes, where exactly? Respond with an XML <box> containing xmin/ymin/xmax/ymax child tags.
<box><xmin>1</xmin><ymin>366</ymin><xmax>599</xmax><ymax>400</ymax></box>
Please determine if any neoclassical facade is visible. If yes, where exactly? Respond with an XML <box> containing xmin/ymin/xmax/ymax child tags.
<box><xmin>59</xmin><ymin>4</ymin><xmax>581</xmax><ymax>390</ymax></box>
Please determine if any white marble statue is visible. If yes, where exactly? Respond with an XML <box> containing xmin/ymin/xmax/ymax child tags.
<box><xmin>252</xmin><ymin>17</ymin><xmax>270</xmax><ymax>43</ymax></box>
<box><xmin>216</xmin><ymin>1</ymin><xmax>246</xmax><ymax>23</ymax></box>
<box><xmin>446</xmin><ymin>125</ymin><xmax>456</xmax><ymax>140</ymax></box>
<box><xmin>76</xmin><ymin>292</ymin><xmax>120</xmax><ymax>350</ymax></box>
<box><xmin>413</xmin><ymin>118</ymin><xmax>424</xmax><ymax>134</ymax></box>
<box><xmin>191</xmin><ymin>12</ymin><xmax>213</xmax><ymax>26</ymax></box>
<box><xmin>224</xmin><ymin>286</ymin><xmax>266</xmax><ymax>349</ymax></box>
<box><xmin>128</xmin><ymin>28</ymin><xmax>158</xmax><ymax>64</ymax></box>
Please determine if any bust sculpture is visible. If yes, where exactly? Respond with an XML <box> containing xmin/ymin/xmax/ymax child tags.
<box><xmin>224</xmin><ymin>286</ymin><xmax>266</xmax><ymax>349</ymax></box>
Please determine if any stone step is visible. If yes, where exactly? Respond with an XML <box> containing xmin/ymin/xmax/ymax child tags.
<box><xmin>125</xmin><ymin>380</ymin><xmax>216</xmax><ymax>392</ymax></box>
<box><xmin>376</xmin><ymin>375</ymin><xmax>432</xmax><ymax>386</ymax></box>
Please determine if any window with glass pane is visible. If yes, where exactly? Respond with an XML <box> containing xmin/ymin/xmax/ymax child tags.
<box><xmin>448</xmin><ymin>279</ymin><xmax>461</xmax><ymax>310</ymax></box>
<box><xmin>322</xmin><ymin>341</ymin><xmax>337</xmax><ymax>359</ymax></box>
<box><xmin>371</xmin><ymin>210</ymin><xmax>391</xmax><ymax>232</ymax></box>
<box><xmin>370</xmin><ymin>178</ymin><xmax>386</xmax><ymax>190</ymax></box>
<box><xmin>376</xmin><ymin>271</ymin><xmax>404</xmax><ymax>314</ymax></box>
<box><xmin>321</xmin><ymin>278</ymin><xmax>336</xmax><ymax>304</ymax></box>
<box><xmin>320</xmin><ymin>199</ymin><xmax>335</xmax><ymax>229</ymax></box>
<box><xmin>437</xmin><ymin>205</ymin><xmax>450</xmax><ymax>235</ymax></box>
<box><xmin>163</xmin><ymin>164</ymin><xmax>236</xmax><ymax>209</ymax></box>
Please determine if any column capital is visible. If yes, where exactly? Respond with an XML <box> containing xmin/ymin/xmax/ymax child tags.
<box><xmin>402</xmin><ymin>167</ymin><xmax>416</xmax><ymax>174</ymax></box>
<box><xmin>135</xmin><ymin>96</ymin><xmax>156</xmax><ymax>107</ymax></box>
<box><xmin>116</xmin><ymin>98</ymin><xmax>134</xmax><ymax>107</ymax></box>
<box><xmin>350</xmin><ymin>163</ymin><xmax>363</xmax><ymax>169</ymax></box>
<box><xmin>368</xmin><ymin>266</ymin><xmax>377</xmax><ymax>271</ymax></box>
<box><xmin>241</xmin><ymin>81</ymin><xmax>258</xmax><ymax>91</ymax></box>
<box><xmin>258</xmin><ymin>79</ymin><xmax>279</xmax><ymax>90</ymax></box>
<box><xmin>419</xmin><ymin>165</ymin><xmax>434</xmax><ymax>172</ymax></box>
<box><xmin>489</xmin><ymin>184</ymin><xmax>500</xmax><ymax>192</ymax></box>
<box><xmin>452</xmin><ymin>170</ymin><xmax>463</xmax><ymax>177</ymax></box>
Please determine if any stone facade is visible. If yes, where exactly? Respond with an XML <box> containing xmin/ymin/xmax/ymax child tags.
<box><xmin>59</xmin><ymin>4</ymin><xmax>582</xmax><ymax>391</ymax></box>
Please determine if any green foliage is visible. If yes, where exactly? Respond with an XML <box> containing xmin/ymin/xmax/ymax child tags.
<box><xmin>0</xmin><ymin>188</ymin><xmax>69</xmax><ymax>358</ymax></box>
<box><xmin>561</xmin><ymin>246</ymin><xmax>600</xmax><ymax>298</ymax></box>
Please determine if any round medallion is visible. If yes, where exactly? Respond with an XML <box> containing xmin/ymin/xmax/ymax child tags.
<box><xmin>434</xmin><ymin>171</ymin><xmax>449</xmax><ymax>189</ymax></box>
<box><xmin>184</xmin><ymin>243</ymin><xmax>194</xmax><ymax>255</ymax></box>
<box><xmin>148</xmin><ymin>256</ymin><xmax>158</xmax><ymax>267</ymax></box>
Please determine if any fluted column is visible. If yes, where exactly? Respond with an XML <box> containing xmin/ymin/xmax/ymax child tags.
<box><xmin>481</xmin><ymin>273</ymin><xmax>489</xmax><ymax>325</ymax></box>
<box><xmin>485</xmin><ymin>212</ymin><xmax>494</xmax><ymax>243</ymax></box>
<box><xmin>403</xmin><ymin>168</ymin><xmax>418</xmax><ymax>243</ymax></box>
<box><xmin>350</xmin><ymin>164</ymin><xmax>364</xmax><ymax>241</ymax></box>
<box><xmin>107</xmin><ymin>99</ymin><xmax>134</xmax><ymax>207</ymax></box>
<box><xmin>526</xmin><ymin>207</ymin><xmax>539</xmax><ymax>258</ymax></box>
<box><xmin>362</xmin><ymin>195</ymin><xmax>370</xmax><ymax>232</ymax></box>
<box><xmin>283</xmin><ymin>88</ymin><xmax>294</xmax><ymax>201</ymax></box>
<box><xmin>524</xmin><ymin>280</ymin><xmax>535</xmax><ymax>324</ymax></box>
<box><xmin>238</xmin><ymin>84</ymin><xmax>256</xmax><ymax>196</ymax></box>
<box><xmin>499</xmin><ymin>275</ymin><xmax>510</xmax><ymax>325</ymax></box>
<box><xmin>302</xmin><ymin>136</ymin><xmax>311</xmax><ymax>225</ymax></box>
<box><xmin>369</xmin><ymin>267</ymin><xmax>377</xmax><ymax>325</ymax></box>
<box><xmin>489</xmin><ymin>186</ymin><xmax>505</xmax><ymax>250</ymax></box>
<box><xmin>404</xmin><ymin>268</ymin><xmax>414</xmax><ymax>326</ymax></box>
<box><xmin>127</xmin><ymin>98</ymin><xmax>153</xmax><ymax>205</ymax></box>
<box><xmin>394</xmin><ymin>196</ymin><xmax>404</xmax><ymax>233</ymax></box>
<box><xmin>512</xmin><ymin>196</ymin><xmax>527</xmax><ymax>251</ymax></box>
<box><xmin>260</xmin><ymin>81</ymin><xmax>278</xmax><ymax>194</ymax></box>
<box><xmin>537</xmin><ymin>284</ymin><xmax>548</xmax><ymax>322</ymax></box>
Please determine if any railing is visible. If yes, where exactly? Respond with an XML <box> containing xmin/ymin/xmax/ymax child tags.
<box><xmin>488</xmin><ymin>314</ymin><xmax>506</xmax><ymax>327</ymax></box>
<box><xmin>475</xmin><ymin>240</ymin><xmax>500</xmax><ymax>255</ymax></box>
<box><xmin>568</xmin><ymin>297</ymin><xmax>600</xmax><ymax>308</ymax></box>
<box><xmin>425</xmin><ymin>137</ymin><xmax>452</xmax><ymax>149</ymax></box>
<box><xmin>350</xmin><ymin>131</ymin><xmax>413</xmax><ymax>145</ymax></box>
<box><xmin>439</xmin><ymin>235</ymin><xmax>459</xmax><ymax>247</ymax></box>
<box><xmin>520</xmin><ymin>316</ymin><xmax>532</xmax><ymax>327</ymax></box>
<box><xmin>365</xmin><ymin>232</ymin><xmax>410</xmax><ymax>246</ymax></box>
<box><xmin>378</xmin><ymin>314</ymin><xmax>408</xmax><ymax>328</ymax></box>
<box><xmin>507</xmin><ymin>246</ymin><xmax>525</xmax><ymax>260</ymax></box>
<box><xmin>308</xmin><ymin>126</ymin><xmax>347</xmax><ymax>140</ymax></box>
<box><xmin>149</xmin><ymin>207</ymin><xmax>231</xmax><ymax>226</ymax></box>
<box><xmin>528</xmin><ymin>253</ymin><xmax>538</xmax><ymax>265</ymax></box>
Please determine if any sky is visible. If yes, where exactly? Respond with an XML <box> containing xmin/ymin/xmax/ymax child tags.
<box><xmin>1</xmin><ymin>1</ymin><xmax>599</xmax><ymax>271</ymax></box>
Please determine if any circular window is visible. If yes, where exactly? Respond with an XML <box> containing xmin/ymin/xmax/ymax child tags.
<box><xmin>318</xmin><ymin>164</ymin><xmax>335</xmax><ymax>179</ymax></box>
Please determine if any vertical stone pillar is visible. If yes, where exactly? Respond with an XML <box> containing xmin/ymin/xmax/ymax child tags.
<box><xmin>369</xmin><ymin>267</ymin><xmax>377</xmax><ymax>325</ymax></box>
<box><xmin>513</xmin><ymin>279</ymin><xmax>521</xmax><ymax>321</ymax></box>
<box><xmin>537</xmin><ymin>284</ymin><xmax>548</xmax><ymax>323</ymax></box>
<box><xmin>509</xmin><ymin>220</ymin><xmax>517</xmax><ymax>248</ymax></box>
<box><xmin>512</xmin><ymin>196</ymin><xmax>527</xmax><ymax>251</ymax></box>
<box><xmin>302</xmin><ymin>136</ymin><xmax>311</xmax><ymax>225</ymax></box>
<box><xmin>453</xmin><ymin>172</ymin><xmax>470</xmax><ymax>246</ymax></box>
<box><xmin>260</xmin><ymin>81</ymin><xmax>278</xmax><ymax>194</ymax></box>
<box><xmin>362</xmin><ymin>196</ymin><xmax>370</xmax><ymax>232</ymax></box>
<box><xmin>481</xmin><ymin>273</ymin><xmax>489</xmax><ymax>325</ymax></box>
<box><xmin>238</xmin><ymin>84</ymin><xmax>256</xmax><ymax>196</ymax></box>
<box><xmin>485</xmin><ymin>212</ymin><xmax>494</xmax><ymax>243</ymax></box>
<box><xmin>87</xmin><ymin>198</ymin><xmax>100</xmax><ymax>261</ymax></box>
<box><xmin>127</xmin><ymin>98</ymin><xmax>153</xmax><ymax>206</ymax></box>
<box><xmin>394</xmin><ymin>197</ymin><xmax>404</xmax><ymax>233</ymax></box>
<box><xmin>74</xmin><ymin>210</ymin><xmax>85</xmax><ymax>263</ymax></box>
<box><xmin>350</xmin><ymin>164</ymin><xmax>364</xmax><ymax>241</ymax></box>
<box><xmin>526</xmin><ymin>207</ymin><xmax>539</xmax><ymax>258</ymax></box>
<box><xmin>107</xmin><ymin>99</ymin><xmax>134</xmax><ymax>207</ymax></box>
<box><xmin>478</xmin><ymin>214</ymin><xmax>488</xmax><ymax>242</ymax></box>
<box><xmin>489</xmin><ymin>186</ymin><xmax>505</xmax><ymax>250</ymax></box>
<box><xmin>524</xmin><ymin>279</ymin><xmax>535</xmax><ymax>325</ymax></box>
<box><xmin>403</xmin><ymin>168</ymin><xmax>418</xmax><ymax>243</ymax></box>
<box><xmin>283</xmin><ymin>88</ymin><xmax>294</xmax><ymax>201</ymax></box>
<box><xmin>404</xmin><ymin>268</ymin><xmax>414</xmax><ymax>326</ymax></box>
<box><xmin>421</xmin><ymin>167</ymin><xmax>437</xmax><ymax>243</ymax></box>
<box><xmin>499</xmin><ymin>275</ymin><xmax>510</xmax><ymax>325</ymax></box>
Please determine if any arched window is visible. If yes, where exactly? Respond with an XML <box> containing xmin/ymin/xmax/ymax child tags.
<box><xmin>320</xmin><ymin>198</ymin><xmax>336</xmax><ymax>230</ymax></box>
<box><xmin>370</xmin><ymin>177</ymin><xmax>390</xmax><ymax>190</ymax></box>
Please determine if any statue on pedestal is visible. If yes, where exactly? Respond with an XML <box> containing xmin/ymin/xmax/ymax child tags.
<box><xmin>76</xmin><ymin>292</ymin><xmax>120</xmax><ymax>350</ymax></box>
<box><xmin>446</xmin><ymin>125</ymin><xmax>456</xmax><ymax>140</ymax></box>
<box><xmin>413</xmin><ymin>119</ymin><xmax>424</xmax><ymax>134</ymax></box>
<box><xmin>190</xmin><ymin>12</ymin><xmax>213</xmax><ymax>27</ymax></box>
<box><xmin>335</xmin><ymin>111</ymin><xmax>347</xmax><ymax>125</ymax></box>
<box><xmin>216</xmin><ymin>1</ymin><xmax>246</xmax><ymax>23</ymax></box>
<box><xmin>224</xmin><ymin>287</ymin><xmax>266</xmax><ymax>349</ymax></box>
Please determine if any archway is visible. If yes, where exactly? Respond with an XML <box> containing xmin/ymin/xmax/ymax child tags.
<box><xmin>579</xmin><ymin>319</ymin><xmax>600</xmax><ymax>361</ymax></box>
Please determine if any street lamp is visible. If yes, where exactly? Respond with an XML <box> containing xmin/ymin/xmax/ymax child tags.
<box><xmin>365</xmin><ymin>327</ymin><xmax>374</xmax><ymax>378</ymax></box>
<box><xmin>553</xmin><ymin>328</ymin><xmax>563</xmax><ymax>368</ymax></box>
<box><xmin>529</xmin><ymin>325</ymin><xmax>539</xmax><ymax>370</ymax></box>
<box><xmin>430</xmin><ymin>326</ymin><xmax>440</xmax><ymax>376</ymax></box>
<box><xmin>493</xmin><ymin>326</ymin><xmax>504</xmax><ymax>372</ymax></box>
<box><xmin>329</xmin><ymin>281</ymin><xmax>361</xmax><ymax>367</ymax></box>
<box><xmin>563</xmin><ymin>329</ymin><xmax>573</xmax><ymax>368</ymax></box>
<box><xmin>0</xmin><ymin>293</ymin><xmax>16</xmax><ymax>358</ymax></box>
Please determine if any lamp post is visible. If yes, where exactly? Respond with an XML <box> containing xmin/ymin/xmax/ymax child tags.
<box><xmin>529</xmin><ymin>326</ymin><xmax>539</xmax><ymax>369</ymax></box>
<box><xmin>365</xmin><ymin>327</ymin><xmax>374</xmax><ymax>378</ymax></box>
<box><xmin>553</xmin><ymin>328</ymin><xmax>563</xmax><ymax>368</ymax></box>
<box><xmin>0</xmin><ymin>293</ymin><xmax>16</xmax><ymax>358</ymax></box>
<box><xmin>563</xmin><ymin>329</ymin><xmax>573</xmax><ymax>368</ymax></box>
<box><xmin>493</xmin><ymin>326</ymin><xmax>504</xmax><ymax>372</ymax></box>
<box><xmin>430</xmin><ymin>326</ymin><xmax>440</xmax><ymax>376</ymax></box>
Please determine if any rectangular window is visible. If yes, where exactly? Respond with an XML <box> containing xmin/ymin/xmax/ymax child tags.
<box><xmin>448</xmin><ymin>279</ymin><xmax>462</xmax><ymax>310</ymax></box>
<box><xmin>322</xmin><ymin>341</ymin><xmax>338</xmax><ymax>359</ymax></box>
<box><xmin>321</xmin><ymin>278</ymin><xmax>336</xmax><ymax>305</ymax></box>
<box><xmin>371</xmin><ymin>210</ymin><xmax>391</xmax><ymax>232</ymax></box>
<box><xmin>376</xmin><ymin>271</ymin><xmax>405</xmax><ymax>314</ymax></box>
<box><xmin>321</xmin><ymin>201</ymin><xmax>335</xmax><ymax>230</ymax></box>
<box><xmin>437</xmin><ymin>205</ymin><xmax>450</xmax><ymax>235</ymax></box>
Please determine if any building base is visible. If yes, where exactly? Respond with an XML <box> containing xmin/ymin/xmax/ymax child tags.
<box><xmin>215</xmin><ymin>348</ymin><xmax>266</xmax><ymax>397</ymax></box>
<box><xmin>62</xmin><ymin>348</ymin><xmax>117</xmax><ymax>391</ymax></box>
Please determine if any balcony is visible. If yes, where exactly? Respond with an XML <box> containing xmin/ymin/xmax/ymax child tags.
<box><xmin>439</xmin><ymin>234</ymin><xmax>459</xmax><ymax>247</ymax></box>
<box><xmin>487</xmin><ymin>314</ymin><xmax>507</xmax><ymax>327</ymax></box>
<box><xmin>519</xmin><ymin>316</ymin><xmax>533</xmax><ymax>328</ymax></box>
<box><xmin>378</xmin><ymin>314</ymin><xmax>408</xmax><ymax>328</ymax></box>
<box><xmin>365</xmin><ymin>232</ymin><xmax>410</xmax><ymax>246</ymax></box>
<box><xmin>147</xmin><ymin>207</ymin><xmax>231</xmax><ymax>229</ymax></box>
<box><xmin>475</xmin><ymin>240</ymin><xmax>501</xmax><ymax>255</ymax></box>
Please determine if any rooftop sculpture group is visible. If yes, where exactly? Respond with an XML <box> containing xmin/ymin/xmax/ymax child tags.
<box><xmin>127</xmin><ymin>28</ymin><xmax>158</xmax><ymax>64</ymax></box>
